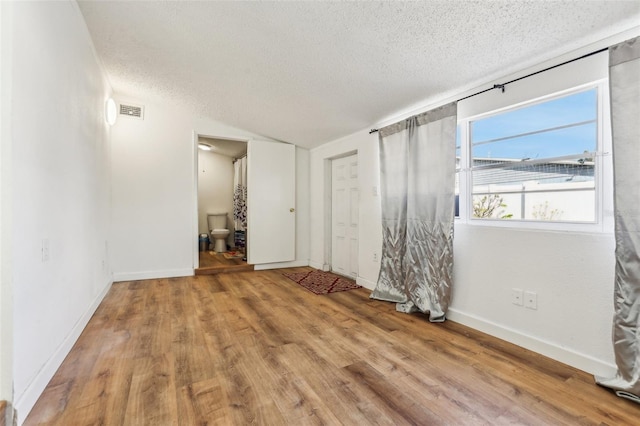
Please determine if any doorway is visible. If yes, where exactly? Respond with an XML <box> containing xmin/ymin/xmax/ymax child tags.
<box><xmin>195</xmin><ymin>135</ymin><xmax>250</xmax><ymax>274</ymax></box>
<box><xmin>331</xmin><ymin>153</ymin><xmax>359</xmax><ymax>279</ymax></box>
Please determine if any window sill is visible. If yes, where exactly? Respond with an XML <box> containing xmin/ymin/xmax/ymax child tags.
<box><xmin>454</xmin><ymin>216</ymin><xmax>613</xmax><ymax>234</ymax></box>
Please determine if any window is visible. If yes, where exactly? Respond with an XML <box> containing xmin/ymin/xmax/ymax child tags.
<box><xmin>457</xmin><ymin>85</ymin><xmax>607</xmax><ymax>226</ymax></box>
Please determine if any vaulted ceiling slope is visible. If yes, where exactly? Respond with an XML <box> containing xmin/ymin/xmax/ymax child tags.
<box><xmin>78</xmin><ymin>1</ymin><xmax>640</xmax><ymax>149</ymax></box>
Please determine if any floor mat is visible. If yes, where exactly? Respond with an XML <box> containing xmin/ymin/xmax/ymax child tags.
<box><xmin>282</xmin><ymin>270</ymin><xmax>362</xmax><ymax>295</ymax></box>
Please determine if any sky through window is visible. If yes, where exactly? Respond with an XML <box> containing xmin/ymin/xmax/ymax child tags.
<box><xmin>470</xmin><ymin>89</ymin><xmax>597</xmax><ymax>161</ymax></box>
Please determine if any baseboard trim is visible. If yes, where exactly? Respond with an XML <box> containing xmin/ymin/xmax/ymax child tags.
<box><xmin>113</xmin><ymin>268</ymin><xmax>194</xmax><ymax>282</ymax></box>
<box><xmin>14</xmin><ymin>278</ymin><xmax>113</xmax><ymax>424</ymax></box>
<box><xmin>356</xmin><ymin>276</ymin><xmax>376</xmax><ymax>290</ymax></box>
<box><xmin>308</xmin><ymin>260</ymin><xmax>324</xmax><ymax>270</ymax></box>
<box><xmin>446</xmin><ymin>308</ymin><xmax>617</xmax><ymax>377</ymax></box>
<box><xmin>254</xmin><ymin>260</ymin><xmax>309</xmax><ymax>270</ymax></box>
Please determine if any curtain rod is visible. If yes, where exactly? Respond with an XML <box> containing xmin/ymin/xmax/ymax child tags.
<box><xmin>368</xmin><ymin>46</ymin><xmax>609</xmax><ymax>135</ymax></box>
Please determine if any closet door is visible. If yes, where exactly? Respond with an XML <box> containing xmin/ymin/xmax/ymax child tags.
<box><xmin>246</xmin><ymin>140</ymin><xmax>296</xmax><ymax>264</ymax></box>
<box><xmin>331</xmin><ymin>154</ymin><xmax>359</xmax><ymax>278</ymax></box>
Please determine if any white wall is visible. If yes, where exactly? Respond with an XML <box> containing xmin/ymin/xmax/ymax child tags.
<box><xmin>0</xmin><ymin>0</ymin><xmax>14</xmax><ymax>408</ymax></box>
<box><xmin>9</xmin><ymin>1</ymin><xmax>113</xmax><ymax>421</ymax></box>
<box><xmin>309</xmin><ymin>29</ymin><xmax>640</xmax><ymax>377</ymax></box>
<box><xmin>197</xmin><ymin>150</ymin><xmax>234</xmax><ymax>247</ymax></box>
<box><xmin>450</xmin><ymin>225</ymin><xmax>615</xmax><ymax>374</ymax></box>
<box><xmin>110</xmin><ymin>97</ymin><xmax>311</xmax><ymax>280</ymax></box>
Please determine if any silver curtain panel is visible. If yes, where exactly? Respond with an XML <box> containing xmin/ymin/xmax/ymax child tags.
<box><xmin>371</xmin><ymin>103</ymin><xmax>457</xmax><ymax>322</ymax></box>
<box><xmin>596</xmin><ymin>36</ymin><xmax>640</xmax><ymax>404</ymax></box>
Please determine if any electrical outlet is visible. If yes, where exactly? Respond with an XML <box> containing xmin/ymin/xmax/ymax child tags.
<box><xmin>525</xmin><ymin>291</ymin><xmax>538</xmax><ymax>310</ymax></box>
<box><xmin>373</xmin><ymin>252</ymin><xmax>378</xmax><ymax>262</ymax></box>
<box><xmin>42</xmin><ymin>238</ymin><xmax>50</xmax><ymax>262</ymax></box>
<box><xmin>512</xmin><ymin>288</ymin><xmax>523</xmax><ymax>306</ymax></box>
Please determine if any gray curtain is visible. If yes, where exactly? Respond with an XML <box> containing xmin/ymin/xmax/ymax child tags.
<box><xmin>370</xmin><ymin>103</ymin><xmax>457</xmax><ymax>322</ymax></box>
<box><xmin>596</xmin><ymin>36</ymin><xmax>640</xmax><ymax>404</ymax></box>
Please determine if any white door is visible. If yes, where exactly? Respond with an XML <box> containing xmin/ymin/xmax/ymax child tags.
<box><xmin>247</xmin><ymin>140</ymin><xmax>296</xmax><ymax>264</ymax></box>
<box><xmin>331</xmin><ymin>154</ymin><xmax>358</xmax><ymax>278</ymax></box>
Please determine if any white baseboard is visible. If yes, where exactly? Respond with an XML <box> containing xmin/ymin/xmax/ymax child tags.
<box><xmin>356</xmin><ymin>276</ymin><xmax>376</xmax><ymax>290</ymax></box>
<box><xmin>254</xmin><ymin>259</ymin><xmax>309</xmax><ymax>270</ymax></box>
<box><xmin>308</xmin><ymin>260</ymin><xmax>324</xmax><ymax>270</ymax></box>
<box><xmin>446</xmin><ymin>308</ymin><xmax>617</xmax><ymax>377</ymax></box>
<box><xmin>15</xmin><ymin>278</ymin><xmax>113</xmax><ymax>424</ymax></box>
<box><xmin>113</xmin><ymin>268</ymin><xmax>194</xmax><ymax>282</ymax></box>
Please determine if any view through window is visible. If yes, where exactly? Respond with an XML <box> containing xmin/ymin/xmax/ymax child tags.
<box><xmin>457</xmin><ymin>88</ymin><xmax>599</xmax><ymax>223</ymax></box>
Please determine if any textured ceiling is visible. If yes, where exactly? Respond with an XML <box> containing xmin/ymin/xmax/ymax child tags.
<box><xmin>78</xmin><ymin>1</ymin><xmax>640</xmax><ymax>149</ymax></box>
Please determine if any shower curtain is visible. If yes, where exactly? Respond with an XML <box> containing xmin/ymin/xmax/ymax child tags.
<box><xmin>596</xmin><ymin>36</ymin><xmax>640</xmax><ymax>404</ymax></box>
<box><xmin>370</xmin><ymin>103</ymin><xmax>457</xmax><ymax>322</ymax></box>
<box><xmin>233</xmin><ymin>156</ymin><xmax>247</xmax><ymax>248</ymax></box>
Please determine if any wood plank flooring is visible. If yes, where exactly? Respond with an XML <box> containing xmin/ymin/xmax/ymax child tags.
<box><xmin>195</xmin><ymin>250</ymin><xmax>253</xmax><ymax>275</ymax></box>
<box><xmin>25</xmin><ymin>267</ymin><xmax>639</xmax><ymax>425</ymax></box>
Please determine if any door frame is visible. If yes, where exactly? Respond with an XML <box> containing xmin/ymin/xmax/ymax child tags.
<box><xmin>191</xmin><ymin>131</ymin><xmax>249</xmax><ymax>270</ymax></box>
<box><xmin>323</xmin><ymin>149</ymin><xmax>358</xmax><ymax>273</ymax></box>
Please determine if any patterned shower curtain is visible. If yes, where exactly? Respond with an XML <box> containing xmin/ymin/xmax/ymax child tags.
<box><xmin>233</xmin><ymin>156</ymin><xmax>247</xmax><ymax>232</ymax></box>
<box><xmin>370</xmin><ymin>103</ymin><xmax>457</xmax><ymax>322</ymax></box>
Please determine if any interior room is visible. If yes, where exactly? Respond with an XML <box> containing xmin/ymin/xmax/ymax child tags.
<box><xmin>1</xmin><ymin>1</ymin><xmax>639</xmax><ymax>424</ymax></box>
<box><xmin>195</xmin><ymin>136</ymin><xmax>251</xmax><ymax>274</ymax></box>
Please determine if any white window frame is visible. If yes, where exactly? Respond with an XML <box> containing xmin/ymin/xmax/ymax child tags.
<box><xmin>455</xmin><ymin>79</ymin><xmax>613</xmax><ymax>234</ymax></box>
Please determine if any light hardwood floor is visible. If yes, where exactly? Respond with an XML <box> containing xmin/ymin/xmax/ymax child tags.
<box><xmin>195</xmin><ymin>250</ymin><xmax>253</xmax><ymax>275</ymax></box>
<box><xmin>26</xmin><ymin>268</ymin><xmax>639</xmax><ymax>425</ymax></box>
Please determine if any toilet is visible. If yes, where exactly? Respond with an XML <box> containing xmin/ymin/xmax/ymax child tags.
<box><xmin>207</xmin><ymin>213</ymin><xmax>230</xmax><ymax>253</ymax></box>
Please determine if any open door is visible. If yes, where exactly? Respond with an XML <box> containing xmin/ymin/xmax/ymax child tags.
<box><xmin>247</xmin><ymin>140</ymin><xmax>295</xmax><ymax>264</ymax></box>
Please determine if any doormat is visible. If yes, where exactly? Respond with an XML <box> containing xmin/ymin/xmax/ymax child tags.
<box><xmin>282</xmin><ymin>270</ymin><xmax>362</xmax><ymax>295</ymax></box>
<box><xmin>223</xmin><ymin>251</ymin><xmax>244</xmax><ymax>259</ymax></box>
<box><xmin>209</xmin><ymin>251</ymin><xmax>244</xmax><ymax>259</ymax></box>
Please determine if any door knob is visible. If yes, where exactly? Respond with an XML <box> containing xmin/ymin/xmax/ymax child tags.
<box><xmin>290</xmin><ymin>208</ymin><xmax>295</xmax><ymax>212</ymax></box>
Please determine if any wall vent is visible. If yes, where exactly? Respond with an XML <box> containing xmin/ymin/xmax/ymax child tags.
<box><xmin>119</xmin><ymin>103</ymin><xmax>144</xmax><ymax>120</ymax></box>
